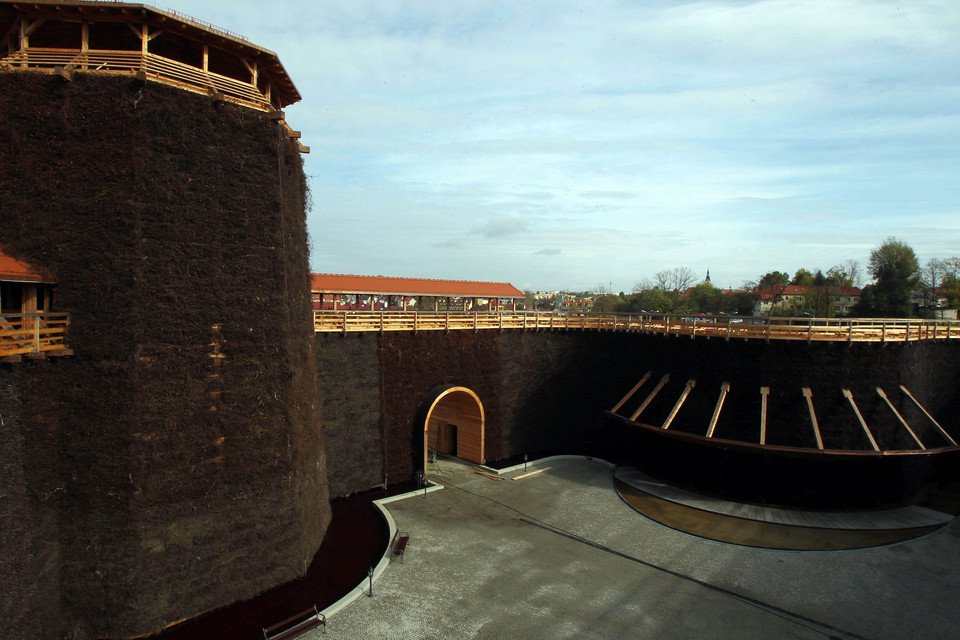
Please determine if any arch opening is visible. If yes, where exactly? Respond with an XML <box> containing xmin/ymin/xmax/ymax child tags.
<box><xmin>419</xmin><ymin>386</ymin><xmax>485</xmax><ymax>477</ymax></box>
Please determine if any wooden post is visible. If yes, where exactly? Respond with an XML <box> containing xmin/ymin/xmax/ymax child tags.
<box><xmin>630</xmin><ymin>374</ymin><xmax>670</xmax><ymax>422</ymax></box>
<box><xmin>802</xmin><ymin>387</ymin><xmax>824</xmax><ymax>450</ymax></box>
<box><xmin>662</xmin><ymin>380</ymin><xmax>695</xmax><ymax>429</ymax></box>
<box><xmin>611</xmin><ymin>372</ymin><xmax>652</xmax><ymax>413</ymax></box>
<box><xmin>899</xmin><ymin>385</ymin><xmax>957</xmax><ymax>445</ymax></box>
<box><xmin>876</xmin><ymin>388</ymin><xmax>925</xmax><ymax>450</ymax></box>
<box><xmin>760</xmin><ymin>387</ymin><xmax>769</xmax><ymax>445</ymax></box>
<box><xmin>706</xmin><ymin>382</ymin><xmax>730</xmax><ymax>438</ymax></box>
<box><xmin>843</xmin><ymin>389</ymin><xmax>879</xmax><ymax>451</ymax></box>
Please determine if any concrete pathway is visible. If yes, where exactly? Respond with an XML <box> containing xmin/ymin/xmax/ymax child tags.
<box><xmin>303</xmin><ymin>457</ymin><xmax>960</xmax><ymax>640</ymax></box>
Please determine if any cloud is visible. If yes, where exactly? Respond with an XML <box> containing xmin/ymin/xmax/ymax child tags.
<box><xmin>534</xmin><ymin>248</ymin><xmax>562</xmax><ymax>256</ymax></box>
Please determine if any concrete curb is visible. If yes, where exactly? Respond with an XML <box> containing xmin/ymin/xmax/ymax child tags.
<box><xmin>319</xmin><ymin>482</ymin><xmax>444</xmax><ymax>620</ymax></box>
<box><xmin>319</xmin><ymin>456</ymin><xmax>611</xmax><ymax>622</ymax></box>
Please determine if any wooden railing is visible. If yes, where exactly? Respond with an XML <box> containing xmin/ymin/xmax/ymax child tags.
<box><xmin>0</xmin><ymin>48</ymin><xmax>272</xmax><ymax>111</ymax></box>
<box><xmin>0</xmin><ymin>313</ymin><xmax>71</xmax><ymax>359</ymax></box>
<box><xmin>314</xmin><ymin>311</ymin><xmax>960</xmax><ymax>343</ymax></box>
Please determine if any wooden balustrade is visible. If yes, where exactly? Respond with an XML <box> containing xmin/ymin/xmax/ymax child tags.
<box><xmin>0</xmin><ymin>313</ymin><xmax>71</xmax><ymax>359</ymax></box>
<box><xmin>314</xmin><ymin>311</ymin><xmax>960</xmax><ymax>343</ymax></box>
<box><xmin>1</xmin><ymin>48</ymin><xmax>272</xmax><ymax>111</ymax></box>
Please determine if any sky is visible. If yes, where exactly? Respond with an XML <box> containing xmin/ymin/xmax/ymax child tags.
<box><xmin>163</xmin><ymin>0</ymin><xmax>960</xmax><ymax>293</ymax></box>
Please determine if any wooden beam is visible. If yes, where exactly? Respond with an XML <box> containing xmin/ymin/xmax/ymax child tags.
<box><xmin>843</xmin><ymin>389</ymin><xmax>880</xmax><ymax>451</ymax></box>
<box><xmin>876</xmin><ymin>387</ymin><xmax>925</xmax><ymax>450</ymax></box>
<box><xmin>610</xmin><ymin>371</ymin><xmax>652</xmax><ymax>413</ymax></box>
<box><xmin>706</xmin><ymin>382</ymin><xmax>730</xmax><ymax>438</ymax></box>
<box><xmin>513</xmin><ymin>467</ymin><xmax>551</xmax><ymax>480</ymax></box>
<box><xmin>662</xmin><ymin>380</ymin><xmax>695</xmax><ymax>429</ymax></box>
<box><xmin>630</xmin><ymin>374</ymin><xmax>670</xmax><ymax>421</ymax></box>
<box><xmin>759</xmin><ymin>386</ymin><xmax>769</xmax><ymax>445</ymax></box>
<box><xmin>802</xmin><ymin>387</ymin><xmax>823</xmax><ymax>450</ymax></box>
<box><xmin>899</xmin><ymin>385</ymin><xmax>957</xmax><ymax>446</ymax></box>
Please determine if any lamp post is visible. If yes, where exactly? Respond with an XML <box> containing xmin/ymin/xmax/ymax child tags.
<box><xmin>415</xmin><ymin>470</ymin><xmax>425</xmax><ymax>498</ymax></box>
<box><xmin>367</xmin><ymin>566</ymin><xmax>373</xmax><ymax>597</ymax></box>
<box><xmin>524</xmin><ymin>454</ymin><xmax>528</xmax><ymax>472</ymax></box>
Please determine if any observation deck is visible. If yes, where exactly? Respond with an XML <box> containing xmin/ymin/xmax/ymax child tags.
<box><xmin>0</xmin><ymin>0</ymin><xmax>300</xmax><ymax>113</ymax></box>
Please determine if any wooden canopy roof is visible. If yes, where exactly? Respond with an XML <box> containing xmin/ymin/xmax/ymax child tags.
<box><xmin>0</xmin><ymin>247</ymin><xmax>54</xmax><ymax>283</ymax></box>
<box><xmin>0</xmin><ymin>0</ymin><xmax>300</xmax><ymax>109</ymax></box>
<box><xmin>311</xmin><ymin>274</ymin><xmax>525</xmax><ymax>300</ymax></box>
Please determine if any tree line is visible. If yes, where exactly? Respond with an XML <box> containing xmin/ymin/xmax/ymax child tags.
<box><xmin>589</xmin><ymin>238</ymin><xmax>960</xmax><ymax>318</ymax></box>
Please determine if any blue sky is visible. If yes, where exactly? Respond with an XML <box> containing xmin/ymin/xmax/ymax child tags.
<box><xmin>165</xmin><ymin>0</ymin><xmax>960</xmax><ymax>292</ymax></box>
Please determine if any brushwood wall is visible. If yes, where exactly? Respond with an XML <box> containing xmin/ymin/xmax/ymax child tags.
<box><xmin>0</xmin><ymin>73</ymin><xmax>330</xmax><ymax>640</ymax></box>
<box><xmin>318</xmin><ymin>329</ymin><xmax>960</xmax><ymax>498</ymax></box>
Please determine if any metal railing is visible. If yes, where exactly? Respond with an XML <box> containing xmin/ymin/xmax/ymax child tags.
<box><xmin>0</xmin><ymin>312</ymin><xmax>71</xmax><ymax>358</ymax></box>
<box><xmin>314</xmin><ymin>310</ymin><xmax>960</xmax><ymax>343</ymax></box>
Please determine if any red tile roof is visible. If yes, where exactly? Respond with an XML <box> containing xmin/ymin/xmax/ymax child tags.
<box><xmin>0</xmin><ymin>247</ymin><xmax>54</xmax><ymax>283</ymax></box>
<box><xmin>311</xmin><ymin>274</ymin><xmax>524</xmax><ymax>299</ymax></box>
<box><xmin>758</xmin><ymin>285</ymin><xmax>861</xmax><ymax>300</ymax></box>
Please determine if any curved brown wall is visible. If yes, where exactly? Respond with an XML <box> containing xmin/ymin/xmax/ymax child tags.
<box><xmin>0</xmin><ymin>73</ymin><xmax>329</xmax><ymax>639</ymax></box>
<box><xmin>318</xmin><ymin>330</ymin><xmax>960</xmax><ymax>498</ymax></box>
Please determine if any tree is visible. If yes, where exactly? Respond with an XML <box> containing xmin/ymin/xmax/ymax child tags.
<box><xmin>757</xmin><ymin>271</ymin><xmax>790</xmax><ymax>289</ymax></box>
<box><xmin>920</xmin><ymin>258</ymin><xmax>946</xmax><ymax>308</ymax></box>
<box><xmin>792</xmin><ymin>268</ymin><xmax>814</xmax><ymax>286</ymax></box>
<box><xmin>825</xmin><ymin>260</ymin><xmax>862</xmax><ymax>288</ymax></box>
<box><xmin>855</xmin><ymin>237</ymin><xmax>920</xmax><ymax>317</ymax></box>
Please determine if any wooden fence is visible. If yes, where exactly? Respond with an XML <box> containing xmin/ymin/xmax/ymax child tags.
<box><xmin>314</xmin><ymin>311</ymin><xmax>960</xmax><ymax>343</ymax></box>
<box><xmin>0</xmin><ymin>313</ymin><xmax>71</xmax><ymax>359</ymax></box>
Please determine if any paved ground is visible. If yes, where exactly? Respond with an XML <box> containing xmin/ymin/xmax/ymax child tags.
<box><xmin>303</xmin><ymin>457</ymin><xmax>960</xmax><ymax>640</ymax></box>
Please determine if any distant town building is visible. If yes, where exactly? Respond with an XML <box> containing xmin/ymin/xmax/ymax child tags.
<box><xmin>754</xmin><ymin>285</ymin><xmax>861</xmax><ymax>317</ymax></box>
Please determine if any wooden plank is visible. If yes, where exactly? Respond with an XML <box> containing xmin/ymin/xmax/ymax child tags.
<box><xmin>474</xmin><ymin>470</ymin><xmax>502</xmax><ymax>481</ymax></box>
<box><xmin>899</xmin><ymin>385</ymin><xmax>957</xmax><ymax>446</ymax></box>
<box><xmin>610</xmin><ymin>371</ymin><xmax>652</xmax><ymax>413</ymax></box>
<box><xmin>843</xmin><ymin>389</ymin><xmax>880</xmax><ymax>451</ymax></box>
<box><xmin>630</xmin><ymin>374</ymin><xmax>670</xmax><ymax>421</ymax></box>
<box><xmin>876</xmin><ymin>387</ymin><xmax>925</xmax><ymax>450</ymax></box>
<box><xmin>512</xmin><ymin>467</ymin><xmax>551</xmax><ymax>480</ymax></box>
<box><xmin>706</xmin><ymin>382</ymin><xmax>730</xmax><ymax>438</ymax></box>
<box><xmin>759</xmin><ymin>386</ymin><xmax>769</xmax><ymax>445</ymax></box>
<box><xmin>802</xmin><ymin>387</ymin><xmax>823</xmax><ymax>450</ymax></box>
<box><xmin>662</xmin><ymin>380</ymin><xmax>695</xmax><ymax>429</ymax></box>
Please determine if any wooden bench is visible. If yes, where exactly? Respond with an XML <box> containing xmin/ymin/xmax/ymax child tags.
<box><xmin>392</xmin><ymin>530</ymin><xmax>410</xmax><ymax>563</ymax></box>
<box><xmin>263</xmin><ymin>605</ymin><xmax>325</xmax><ymax>639</ymax></box>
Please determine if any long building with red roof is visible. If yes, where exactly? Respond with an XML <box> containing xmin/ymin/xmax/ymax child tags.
<box><xmin>311</xmin><ymin>273</ymin><xmax>525</xmax><ymax>311</ymax></box>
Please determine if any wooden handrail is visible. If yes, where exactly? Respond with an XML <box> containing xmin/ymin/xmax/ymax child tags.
<box><xmin>0</xmin><ymin>312</ymin><xmax>71</xmax><ymax>358</ymax></box>
<box><xmin>1</xmin><ymin>48</ymin><xmax>272</xmax><ymax>111</ymax></box>
<box><xmin>314</xmin><ymin>310</ymin><xmax>960</xmax><ymax>343</ymax></box>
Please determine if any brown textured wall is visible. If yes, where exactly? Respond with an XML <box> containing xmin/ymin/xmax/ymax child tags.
<box><xmin>0</xmin><ymin>72</ymin><xmax>329</xmax><ymax>640</ymax></box>
<box><xmin>317</xmin><ymin>329</ymin><xmax>960</xmax><ymax>499</ymax></box>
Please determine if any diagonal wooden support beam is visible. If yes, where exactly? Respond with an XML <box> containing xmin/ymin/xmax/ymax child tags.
<box><xmin>630</xmin><ymin>374</ymin><xmax>670</xmax><ymax>422</ymax></box>
<box><xmin>611</xmin><ymin>371</ymin><xmax>652</xmax><ymax>413</ymax></box>
<box><xmin>899</xmin><ymin>385</ymin><xmax>957</xmax><ymax>446</ymax></box>
<box><xmin>662</xmin><ymin>380</ymin><xmax>695</xmax><ymax>429</ymax></box>
<box><xmin>759</xmin><ymin>386</ymin><xmax>769</xmax><ymax>445</ymax></box>
<box><xmin>802</xmin><ymin>387</ymin><xmax>824</xmax><ymax>450</ymax></box>
<box><xmin>706</xmin><ymin>382</ymin><xmax>730</xmax><ymax>438</ymax></box>
<box><xmin>876</xmin><ymin>387</ymin><xmax>925</xmax><ymax>450</ymax></box>
<box><xmin>842</xmin><ymin>389</ymin><xmax>880</xmax><ymax>451</ymax></box>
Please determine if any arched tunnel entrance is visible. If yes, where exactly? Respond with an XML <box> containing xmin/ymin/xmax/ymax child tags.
<box><xmin>418</xmin><ymin>385</ymin><xmax>485</xmax><ymax>477</ymax></box>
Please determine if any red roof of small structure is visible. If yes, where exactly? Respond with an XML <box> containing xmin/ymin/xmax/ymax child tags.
<box><xmin>0</xmin><ymin>248</ymin><xmax>54</xmax><ymax>283</ymax></box>
<box><xmin>311</xmin><ymin>274</ymin><xmax>524</xmax><ymax>299</ymax></box>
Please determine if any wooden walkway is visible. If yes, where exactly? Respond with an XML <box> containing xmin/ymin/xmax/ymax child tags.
<box><xmin>314</xmin><ymin>311</ymin><xmax>960</xmax><ymax>343</ymax></box>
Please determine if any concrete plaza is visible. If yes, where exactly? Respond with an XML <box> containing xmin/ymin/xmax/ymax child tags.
<box><xmin>306</xmin><ymin>457</ymin><xmax>960</xmax><ymax>640</ymax></box>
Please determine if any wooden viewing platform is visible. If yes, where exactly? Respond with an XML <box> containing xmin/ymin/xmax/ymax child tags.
<box><xmin>314</xmin><ymin>311</ymin><xmax>960</xmax><ymax>343</ymax></box>
<box><xmin>0</xmin><ymin>312</ymin><xmax>71</xmax><ymax>360</ymax></box>
<box><xmin>1</xmin><ymin>1</ymin><xmax>301</xmax><ymax>114</ymax></box>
